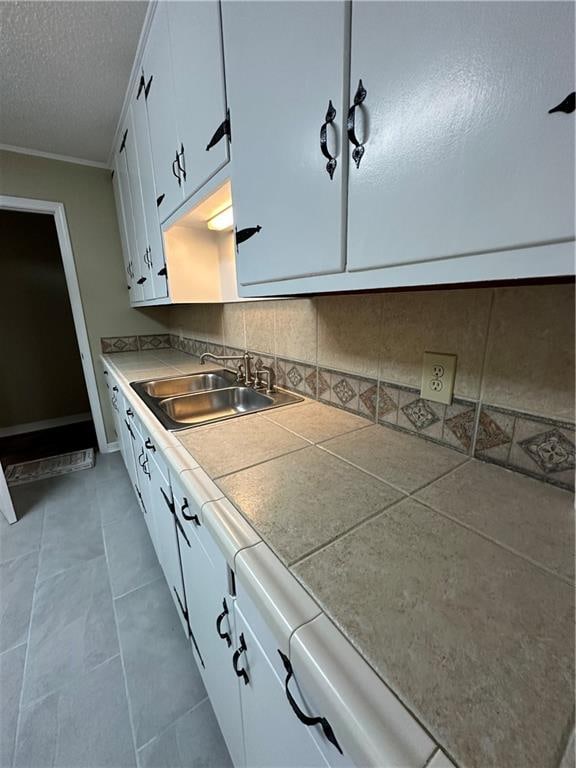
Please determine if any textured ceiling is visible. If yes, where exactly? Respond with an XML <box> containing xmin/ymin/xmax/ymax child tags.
<box><xmin>0</xmin><ymin>1</ymin><xmax>148</xmax><ymax>163</ymax></box>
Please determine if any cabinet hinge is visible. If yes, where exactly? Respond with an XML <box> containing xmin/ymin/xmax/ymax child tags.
<box><xmin>157</xmin><ymin>266</ymin><xmax>167</xmax><ymax>277</ymax></box>
<box><xmin>156</xmin><ymin>193</ymin><xmax>165</xmax><ymax>207</ymax></box>
<box><xmin>236</xmin><ymin>225</ymin><xmax>262</xmax><ymax>250</ymax></box>
<box><xmin>144</xmin><ymin>75</ymin><xmax>153</xmax><ymax>99</ymax></box>
<box><xmin>119</xmin><ymin>129</ymin><xmax>128</xmax><ymax>153</ymax></box>
<box><xmin>136</xmin><ymin>74</ymin><xmax>146</xmax><ymax>100</ymax></box>
<box><xmin>206</xmin><ymin>109</ymin><xmax>231</xmax><ymax>151</ymax></box>
<box><xmin>137</xmin><ymin>276</ymin><xmax>147</xmax><ymax>285</ymax></box>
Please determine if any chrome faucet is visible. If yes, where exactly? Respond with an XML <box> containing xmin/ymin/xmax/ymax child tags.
<box><xmin>254</xmin><ymin>359</ymin><xmax>276</xmax><ymax>394</ymax></box>
<box><xmin>200</xmin><ymin>351</ymin><xmax>254</xmax><ymax>386</ymax></box>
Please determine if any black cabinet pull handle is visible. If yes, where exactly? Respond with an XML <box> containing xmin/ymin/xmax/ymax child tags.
<box><xmin>181</xmin><ymin>498</ymin><xmax>200</xmax><ymax>526</ymax></box>
<box><xmin>112</xmin><ymin>386</ymin><xmax>118</xmax><ymax>392</ymax></box>
<box><xmin>232</xmin><ymin>633</ymin><xmax>249</xmax><ymax>685</ymax></box>
<box><xmin>320</xmin><ymin>99</ymin><xmax>337</xmax><ymax>180</ymax></box>
<box><xmin>206</xmin><ymin>109</ymin><xmax>231</xmax><ymax>151</ymax></box>
<box><xmin>126</xmin><ymin>409</ymin><xmax>133</xmax><ymax>418</ymax></box>
<box><xmin>548</xmin><ymin>92</ymin><xmax>575</xmax><ymax>114</ymax></box>
<box><xmin>172</xmin><ymin>155</ymin><xmax>181</xmax><ymax>186</ymax></box>
<box><xmin>145</xmin><ymin>438</ymin><xmax>156</xmax><ymax>452</ymax></box>
<box><xmin>138</xmin><ymin>448</ymin><xmax>146</xmax><ymax>468</ymax></box>
<box><xmin>216</xmin><ymin>599</ymin><xmax>232</xmax><ymax>647</ymax></box>
<box><xmin>347</xmin><ymin>79</ymin><xmax>367</xmax><ymax>169</ymax></box>
<box><xmin>103</xmin><ymin>370</ymin><xmax>108</xmax><ymax>376</ymax></box>
<box><xmin>236</xmin><ymin>226</ymin><xmax>262</xmax><ymax>249</ymax></box>
<box><xmin>176</xmin><ymin>144</ymin><xmax>186</xmax><ymax>182</ymax></box>
<box><xmin>143</xmin><ymin>458</ymin><xmax>151</xmax><ymax>478</ymax></box>
<box><xmin>278</xmin><ymin>650</ymin><xmax>343</xmax><ymax>755</ymax></box>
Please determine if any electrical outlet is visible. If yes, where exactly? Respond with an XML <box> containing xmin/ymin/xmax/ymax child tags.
<box><xmin>421</xmin><ymin>352</ymin><xmax>457</xmax><ymax>405</ymax></box>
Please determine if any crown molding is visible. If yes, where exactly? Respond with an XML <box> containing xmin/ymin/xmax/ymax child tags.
<box><xmin>0</xmin><ymin>143</ymin><xmax>109</xmax><ymax>169</ymax></box>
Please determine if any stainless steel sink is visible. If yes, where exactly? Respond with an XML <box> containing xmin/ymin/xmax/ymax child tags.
<box><xmin>141</xmin><ymin>370</ymin><xmax>235</xmax><ymax>398</ymax></box>
<box><xmin>160</xmin><ymin>387</ymin><xmax>273</xmax><ymax>425</ymax></box>
<box><xmin>130</xmin><ymin>369</ymin><xmax>303</xmax><ymax>430</ymax></box>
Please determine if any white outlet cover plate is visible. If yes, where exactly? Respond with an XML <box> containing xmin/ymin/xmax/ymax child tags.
<box><xmin>421</xmin><ymin>352</ymin><xmax>457</xmax><ymax>405</ymax></box>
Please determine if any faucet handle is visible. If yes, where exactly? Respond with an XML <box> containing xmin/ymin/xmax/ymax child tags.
<box><xmin>254</xmin><ymin>359</ymin><xmax>276</xmax><ymax>394</ymax></box>
<box><xmin>236</xmin><ymin>362</ymin><xmax>246</xmax><ymax>383</ymax></box>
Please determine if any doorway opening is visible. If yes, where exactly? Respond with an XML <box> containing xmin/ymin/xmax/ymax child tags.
<box><xmin>0</xmin><ymin>208</ymin><xmax>97</xmax><ymax>466</ymax></box>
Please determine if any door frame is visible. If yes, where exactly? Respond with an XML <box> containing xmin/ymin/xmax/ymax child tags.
<box><xmin>0</xmin><ymin>195</ymin><xmax>108</xmax><ymax>453</ymax></box>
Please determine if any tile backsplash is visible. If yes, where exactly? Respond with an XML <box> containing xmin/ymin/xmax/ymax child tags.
<box><xmin>115</xmin><ymin>284</ymin><xmax>576</xmax><ymax>489</ymax></box>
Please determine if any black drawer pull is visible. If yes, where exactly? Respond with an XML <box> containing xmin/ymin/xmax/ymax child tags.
<box><xmin>145</xmin><ymin>438</ymin><xmax>156</xmax><ymax>452</ymax></box>
<box><xmin>278</xmin><ymin>650</ymin><xmax>343</xmax><ymax>754</ymax></box>
<box><xmin>181</xmin><ymin>498</ymin><xmax>200</xmax><ymax>526</ymax></box>
<box><xmin>548</xmin><ymin>92</ymin><xmax>575</xmax><ymax>114</ymax></box>
<box><xmin>138</xmin><ymin>448</ymin><xmax>146</xmax><ymax>468</ymax></box>
<box><xmin>216</xmin><ymin>599</ymin><xmax>232</xmax><ymax>647</ymax></box>
<box><xmin>126</xmin><ymin>409</ymin><xmax>133</xmax><ymax>417</ymax></box>
<box><xmin>103</xmin><ymin>370</ymin><xmax>108</xmax><ymax>376</ymax></box>
<box><xmin>142</xmin><ymin>458</ymin><xmax>151</xmax><ymax>478</ymax></box>
<box><xmin>112</xmin><ymin>385</ymin><xmax>118</xmax><ymax>392</ymax></box>
<box><xmin>172</xmin><ymin>155</ymin><xmax>181</xmax><ymax>186</ymax></box>
<box><xmin>206</xmin><ymin>109</ymin><xmax>231</xmax><ymax>151</ymax></box>
<box><xmin>236</xmin><ymin>226</ymin><xmax>261</xmax><ymax>248</ymax></box>
<box><xmin>347</xmin><ymin>79</ymin><xmax>367</xmax><ymax>169</ymax></box>
<box><xmin>176</xmin><ymin>144</ymin><xmax>186</xmax><ymax>182</ymax></box>
<box><xmin>320</xmin><ymin>99</ymin><xmax>337</xmax><ymax>180</ymax></box>
<box><xmin>232</xmin><ymin>633</ymin><xmax>249</xmax><ymax>685</ymax></box>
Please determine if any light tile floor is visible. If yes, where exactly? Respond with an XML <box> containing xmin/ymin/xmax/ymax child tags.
<box><xmin>0</xmin><ymin>452</ymin><xmax>233</xmax><ymax>768</ymax></box>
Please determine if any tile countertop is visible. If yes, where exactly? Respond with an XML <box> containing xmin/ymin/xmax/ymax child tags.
<box><xmin>102</xmin><ymin>351</ymin><xmax>575</xmax><ymax>768</ymax></box>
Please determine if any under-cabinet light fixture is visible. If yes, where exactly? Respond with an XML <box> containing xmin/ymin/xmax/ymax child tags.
<box><xmin>207</xmin><ymin>206</ymin><xmax>234</xmax><ymax>231</ymax></box>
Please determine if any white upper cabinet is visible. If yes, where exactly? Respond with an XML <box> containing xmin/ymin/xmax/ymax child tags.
<box><xmin>130</xmin><ymin>90</ymin><xmax>168</xmax><ymax>298</ymax></box>
<box><xmin>221</xmin><ymin>1</ymin><xmax>349</xmax><ymax>285</ymax></box>
<box><xmin>347</xmin><ymin>1</ymin><xmax>575</xmax><ymax>272</ymax></box>
<box><xmin>143</xmin><ymin>0</ymin><xmax>229</xmax><ymax>223</ymax></box>
<box><xmin>111</xmin><ymin>157</ymin><xmax>135</xmax><ymax>297</ymax></box>
<box><xmin>168</xmin><ymin>1</ymin><xmax>229</xmax><ymax>197</ymax></box>
<box><xmin>142</xmin><ymin>2</ymin><xmax>183</xmax><ymax>220</ymax></box>
<box><xmin>114</xmin><ymin>129</ymin><xmax>144</xmax><ymax>303</ymax></box>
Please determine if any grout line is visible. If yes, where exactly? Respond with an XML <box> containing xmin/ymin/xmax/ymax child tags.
<box><xmin>112</xmin><ymin>574</ymin><xmax>164</xmax><ymax>603</ymax></box>
<box><xmin>213</xmin><ymin>443</ymin><xmax>311</xmax><ymax>481</ymax></box>
<box><xmin>290</xmin><ymin>494</ymin><xmax>409</xmax><ymax>569</ymax></box>
<box><xmin>471</xmin><ymin>288</ymin><xmax>496</xmax><ymax>456</ymax></box>
<box><xmin>102</xmin><ymin>516</ymin><xmax>141</xmax><ymax>767</ymax></box>
<box><xmin>135</xmin><ymin>695</ymin><xmax>210</xmax><ymax>755</ymax></box>
<box><xmin>408</xmin><ymin>457</ymin><xmax>472</xmax><ymax>497</ymax></box>
<box><xmin>0</xmin><ymin>641</ymin><xmax>27</xmax><ymax>658</ymax></box>
<box><xmin>18</xmin><ymin>653</ymin><xmax>123</xmax><ymax>713</ymax></box>
<box><xmin>12</xmin><ymin>502</ymin><xmax>46</xmax><ymax>763</ymax></box>
<box><xmin>415</xmin><ymin>496</ymin><xmax>574</xmax><ymax>587</ymax></box>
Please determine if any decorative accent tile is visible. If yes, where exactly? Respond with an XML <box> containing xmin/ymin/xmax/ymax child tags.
<box><xmin>475</xmin><ymin>406</ymin><xmax>575</xmax><ymax>490</ymax></box>
<box><xmin>207</xmin><ymin>342</ymin><xmax>225</xmax><ymax>358</ymax></box>
<box><xmin>359</xmin><ymin>383</ymin><xmax>378</xmax><ymax>419</ymax></box>
<box><xmin>138</xmin><ymin>334</ymin><xmax>171</xmax><ymax>351</ymax></box>
<box><xmin>377</xmin><ymin>385</ymin><xmax>398</xmax><ymax>424</ymax></box>
<box><xmin>333</xmin><ymin>377</ymin><xmax>356</xmax><ymax>406</ymax></box>
<box><xmin>401</xmin><ymin>398</ymin><xmax>441</xmax><ymax>431</ymax></box>
<box><xmin>101</xmin><ymin>336</ymin><xmax>138</xmax><ymax>353</ymax></box>
<box><xmin>444</xmin><ymin>402</ymin><xmax>478</xmax><ymax>452</ymax></box>
<box><xmin>169</xmin><ymin>333</ymin><xmax>180</xmax><ymax>349</ymax></box>
<box><xmin>519</xmin><ymin>429</ymin><xmax>575</xmax><ymax>474</ymax></box>
<box><xmin>277</xmin><ymin>359</ymin><xmax>316</xmax><ymax>397</ymax></box>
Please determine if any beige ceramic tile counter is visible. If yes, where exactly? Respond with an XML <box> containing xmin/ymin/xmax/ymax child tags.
<box><xmin>416</xmin><ymin>460</ymin><xmax>575</xmax><ymax>582</ymax></box>
<box><xmin>293</xmin><ymin>498</ymin><xmax>575</xmax><ymax>768</ymax></box>
<box><xmin>321</xmin><ymin>424</ymin><xmax>468</xmax><ymax>493</ymax></box>
<box><xmin>218</xmin><ymin>446</ymin><xmax>403</xmax><ymax>565</ymax></box>
<box><xmin>102</xmin><ymin>351</ymin><xmax>575</xmax><ymax>768</ymax></box>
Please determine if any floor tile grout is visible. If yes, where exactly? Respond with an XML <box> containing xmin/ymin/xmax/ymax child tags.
<box><xmin>135</xmin><ymin>696</ymin><xmax>210</xmax><ymax>756</ymax></box>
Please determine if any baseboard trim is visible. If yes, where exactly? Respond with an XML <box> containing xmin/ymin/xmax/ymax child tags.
<box><xmin>0</xmin><ymin>413</ymin><xmax>92</xmax><ymax>438</ymax></box>
<box><xmin>100</xmin><ymin>441</ymin><xmax>120</xmax><ymax>454</ymax></box>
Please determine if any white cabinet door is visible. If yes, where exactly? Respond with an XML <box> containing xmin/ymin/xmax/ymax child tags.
<box><xmin>347</xmin><ymin>1</ymin><xmax>575</xmax><ymax>272</ymax></box>
<box><xmin>115</xmin><ymin>134</ymin><xmax>144</xmax><ymax>302</ymax></box>
<box><xmin>233</xmin><ymin>603</ymin><xmax>330</xmax><ymax>768</ymax></box>
<box><xmin>131</xmin><ymin>87</ymin><xmax>168</xmax><ymax>299</ymax></box>
<box><xmin>221</xmin><ymin>1</ymin><xmax>348</xmax><ymax>285</ymax></box>
<box><xmin>142</xmin><ymin>2</ymin><xmax>183</xmax><ymax>221</ymax></box>
<box><xmin>168</xmin><ymin>0</ymin><xmax>229</xmax><ymax>198</ymax></box>
<box><xmin>178</xmin><ymin>515</ymin><xmax>245</xmax><ymax>767</ymax></box>
<box><xmin>125</xmin><ymin>111</ymin><xmax>155</xmax><ymax>301</ymax></box>
<box><xmin>111</xmin><ymin>160</ymin><xmax>135</xmax><ymax>297</ymax></box>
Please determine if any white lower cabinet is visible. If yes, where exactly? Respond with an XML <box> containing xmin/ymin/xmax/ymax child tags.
<box><xmin>103</xmin><ymin>367</ymin><xmax>438</xmax><ymax>768</ymax></box>
<box><xmin>177</xmin><ymin>498</ymin><xmax>246</xmax><ymax>768</ymax></box>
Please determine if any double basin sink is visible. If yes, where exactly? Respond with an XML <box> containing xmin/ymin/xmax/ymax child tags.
<box><xmin>131</xmin><ymin>368</ymin><xmax>303</xmax><ymax>431</ymax></box>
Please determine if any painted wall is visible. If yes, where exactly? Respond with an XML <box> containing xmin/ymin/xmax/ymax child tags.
<box><xmin>0</xmin><ymin>210</ymin><xmax>90</xmax><ymax>428</ymax></box>
<box><xmin>0</xmin><ymin>150</ymin><xmax>169</xmax><ymax>442</ymax></box>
